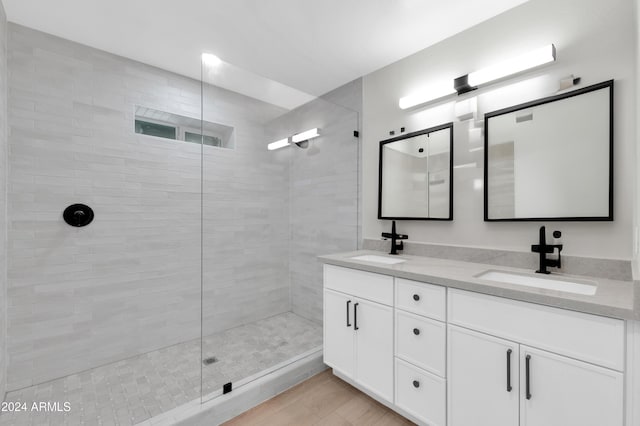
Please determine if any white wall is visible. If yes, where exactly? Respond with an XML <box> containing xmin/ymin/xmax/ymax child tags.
<box><xmin>363</xmin><ymin>0</ymin><xmax>636</xmax><ymax>259</ymax></box>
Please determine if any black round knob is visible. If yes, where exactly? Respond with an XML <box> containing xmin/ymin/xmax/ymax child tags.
<box><xmin>553</xmin><ymin>230</ymin><xmax>562</xmax><ymax>238</ymax></box>
<box><xmin>413</xmin><ymin>294</ymin><xmax>420</xmax><ymax>301</ymax></box>
<box><xmin>413</xmin><ymin>328</ymin><xmax>420</xmax><ymax>335</ymax></box>
<box><xmin>63</xmin><ymin>204</ymin><xmax>94</xmax><ymax>227</ymax></box>
<box><xmin>413</xmin><ymin>380</ymin><xmax>420</xmax><ymax>388</ymax></box>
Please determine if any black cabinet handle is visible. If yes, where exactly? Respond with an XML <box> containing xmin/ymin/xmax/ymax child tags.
<box><xmin>413</xmin><ymin>294</ymin><xmax>420</xmax><ymax>301</ymax></box>
<box><xmin>354</xmin><ymin>303</ymin><xmax>359</xmax><ymax>330</ymax></box>
<box><xmin>526</xmin><ymin>355</ymin><xmax>532</xmax><ymax>400</ymax></box>
<box><xmin>506</xmin><ymin>349</ymin><xmax>512</xmax><ymax>392</ymax></box>
<box><xmin>413</xmin><ymin>328</ymin><xmax>420</xmax><ymax>335</ymax></box>
<box><xmin>346</xmin><ymin>300</ymin><xmax>351</xmax><ymax>327</ymax></box>
<box><xmin>413</xmin><ymin>380</ymin><xmax>420</xmax><ymax>388</ymax></box>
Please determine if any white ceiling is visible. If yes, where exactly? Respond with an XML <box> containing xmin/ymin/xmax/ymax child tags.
<box><xmin>3</xmin><ymin>0</ymin><xmax>529</xmax><ymax>103</ymax></box>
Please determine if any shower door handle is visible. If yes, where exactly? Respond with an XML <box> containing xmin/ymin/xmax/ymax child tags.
<box><xmin>353</xmin><ymin>303</ymin><xmax>359</xmax><ymax>330</ymax></box>
<box><xmin>346</xmin><ymin>300</ymin><xmax>351</xmax><ymax>327</ymax></box>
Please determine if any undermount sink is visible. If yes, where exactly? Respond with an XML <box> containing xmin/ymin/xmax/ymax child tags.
<box><xmin>350</xmin><ymin>254</ymin><xmax>407</xmax><ymax>265</ymax></box>
<box><xmin>476</xmin><ymin>270</ymin><xmax>597</xmax><ymax>296</ymax></box>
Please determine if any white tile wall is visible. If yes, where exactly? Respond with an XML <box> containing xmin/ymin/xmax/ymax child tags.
<box><xmin>6</xmin><ymin>23</ymin><xmax>363</xmax><ymax>390</ymax></box>
<box><xmin>0</xmin><ymin>0</ymin><xmax>7</xmax><ymax>402</ymax></box>
<box><xmin>265</xmin><ymin>80</ymin><xmax>362</xmax><ymax>323</ymax></box>
<box><xmin>200</xmin><ymin>83</ymin><xmax>292</xmax><ymax>336</ymax></box>
<box><xmin>5</xmin><ymin>24</ymin><xmax>294</xmax><ymax>390</ymax></box>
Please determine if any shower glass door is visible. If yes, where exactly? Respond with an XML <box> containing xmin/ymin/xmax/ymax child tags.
<box><xmin>200</xmin><ymin>55</ymin><xmax>360</xmax><ymax>400</ymax></box>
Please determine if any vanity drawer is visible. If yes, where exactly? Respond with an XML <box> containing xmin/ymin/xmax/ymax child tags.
<box><xmin>323</xmin><ymin>265</ymin><xmax>393</xmax><ymax>306</ymax></box>
<box><xmin>395</xmin><ymin>358</ymin><xmax>446</xmax><ymax>426</ymax></box>
<box><xmin>448</xmin><ymin>289</ymin><xmax>625</xmax><ymax>371</ymax></box>
<box><xmin>396</xmin><ymin>278</ymin><xmax>446</xmax><ymax>321</ymax></box>
<box><xmin>395</xmin><ymin>310</ymin><xmax>446</xmax><ymax>377</ymax></box>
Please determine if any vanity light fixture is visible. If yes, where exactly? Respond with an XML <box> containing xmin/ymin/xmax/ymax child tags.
<box><xmin>456</xmin><ymin>44</ymin><xmax>556</xmax><ymax>95</ymax></box>
<box><xmin>467</xmin><ymin>44</ymin><xmax>556</xmax><ymax>88</ymax></box>
<box><xmin>398</xmin><ymin>44</ymin><xmax>556</xmax><ymax>109</ymax></box>
<box><xmin>292</xmin><ymin>128</ymin><xmax>320</xmax><ymax>143</ymax></box>
<box><xmin>399</xmin><ymin>84</ymin><xmax>456</xmax><ymax>110</ymax></box>
<box><xmin>267</xmin><ymin>138</ymin><xmax>290</xmax><ymax>151</ymax></box>
<box><xmin>267</xmin><ymin>128</ymin><xmax>321</xmax><ymax>150</ymax></box>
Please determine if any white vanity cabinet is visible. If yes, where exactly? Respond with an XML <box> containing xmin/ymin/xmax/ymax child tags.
<box><xmin>323</xmin><ymin>263</ymin><xmax>630</xmax><ymax>426</ymax></box>
<box><xmin>323</xmin><ymin>265</ymin><xmax>394</xmax><ymax>403</ymax></box>
<box><xmin>394</xmin><ymin>279</ymin><xmax>447</xmax><ymax>426</ymax></box>
<box><xmin>448</xmin><ymin>288</ymin><xmax>625</xmax><ymax>426</ymax></box>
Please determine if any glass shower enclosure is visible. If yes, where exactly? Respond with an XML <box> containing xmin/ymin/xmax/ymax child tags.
<box><xmin>0</xmin><ymin>30</ymin><xmax>359</xmax><ymax>424</ymax></box>
<box><xmin>199</xmin><ymin>55</ymin><xmax>360</xmax><ymax>402</ymax></box>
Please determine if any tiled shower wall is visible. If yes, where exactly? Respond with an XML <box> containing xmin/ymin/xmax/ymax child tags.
<box><xmin>266</xmin><ymin>80</ymin><xmax>362</xmax><ymax>323</ymax></box>
<box><xmin>0</xmin><ymin>0</ymin><xmax>7</xmax><ymax>401</ymax></box>
<box><xmin>200</xmin><ymin>85</ymin><xmax>291</xmax><ymax>336</ymax></box>
<box><xmin>6</xmin><ymin>24</ymin><xmax>290</xmax><ymax>390</ymax></box>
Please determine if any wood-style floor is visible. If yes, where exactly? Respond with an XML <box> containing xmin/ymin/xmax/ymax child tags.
<box><xmin>223</xmin><ymin>369</ymin><xmax>416</xmax><ymax>426</ymax></box>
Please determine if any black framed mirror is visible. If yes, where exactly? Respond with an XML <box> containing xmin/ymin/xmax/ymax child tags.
<box><xmin>484</xmin><ymin>80</ymin><xmax>613</xmax><ymax>221</ymax></box>
<box><xmin>378</xmin><ymin>122</ymin><xmax>454</xmax><ymax>220</ymax></box>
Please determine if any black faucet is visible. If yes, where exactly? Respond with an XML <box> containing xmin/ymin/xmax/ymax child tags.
<box><xmin>531</xmin><ymin>226</ymin><xmax>563</xmax><ymax>274</ymax></box>
<box><xmin>381</xmin><ymin>221</ymin><xmax>408</xmax><ymax>255</ymax></box>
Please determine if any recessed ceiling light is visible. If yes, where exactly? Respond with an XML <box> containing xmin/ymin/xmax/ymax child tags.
<box><xmin>202</xmin><ymin>53</ymin><xmax>222</xmax><ymax>67</ymax></box>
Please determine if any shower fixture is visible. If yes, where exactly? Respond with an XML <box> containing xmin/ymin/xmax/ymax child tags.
<box><xmin>63</xmin><ymin>204</ymin><xmax>94</xmax><ymax>227</ymax></box>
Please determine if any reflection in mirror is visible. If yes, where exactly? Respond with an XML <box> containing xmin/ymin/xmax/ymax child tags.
<box><xmin>485</xmin><ymin>80</ymin><xmax>613</xmax><ymax>221</ymax></box>
<box><xmin>378</xmin><ymin>123</ymin><xmax>453</xmax><ymax>220</ymax></box>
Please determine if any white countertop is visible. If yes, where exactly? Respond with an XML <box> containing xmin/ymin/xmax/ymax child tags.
<box><xmin>319</xmin><ymin>250</ymin><xmax>640</xmax><ymax>320</ymax></box>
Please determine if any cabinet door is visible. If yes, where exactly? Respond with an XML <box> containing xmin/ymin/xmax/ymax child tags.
<box><xmin>520</xmin><ymin>346</ymin><xmax>623</xmax><ymax>426</ymax></box>
<box><xmin>448</xmin><ymin>325</ymin><xmax>519</xmax><ymax>426</ymax></box>
<box><xmin>354</xmin><ymin>298</ymin><xmax>394</xmax><ymax>402</ymax></box>
<box><xmin>323</xmin><ymin>289</ymin><xmax>355</xmax><ymax>378</ymax></box>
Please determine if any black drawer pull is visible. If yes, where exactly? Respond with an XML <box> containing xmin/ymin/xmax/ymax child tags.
<box><xmin>413</xmin><ymin>294</ymin><xmax>420</xmax><ymax>301</ymax></box>
<box><xmin>354</xmin><ymin>303</ymin><xmax>359</xmax><ymax>330</ymax></box>
<box><xmin>413</xmin><ymin>328</ymin><xmax>420</xmax><ymax>335</ymax></box>
<box><xmin>413</xmin><ymin>380</ymin><xmax>420</xmax><ymax>388</ymax></box>
<box><xmin>346</xmin><ymin>300</ymin><xmax>351</xmax><ymax>327</ymax></box>
<box><xmin>526</xmin><ymin>355</ymin><xmax>532</xmax><ymax>400</ymax></box>
<box><xmin>506</xmin><ymin>349</ymin><xmax>512</xmax><ymax>392</ymax></box>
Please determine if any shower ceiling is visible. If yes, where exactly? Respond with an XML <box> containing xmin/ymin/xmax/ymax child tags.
<box><xmin>3</xmin><ymin>0</ymin><xmax>528</xmax><ymax>104</ymax></box>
